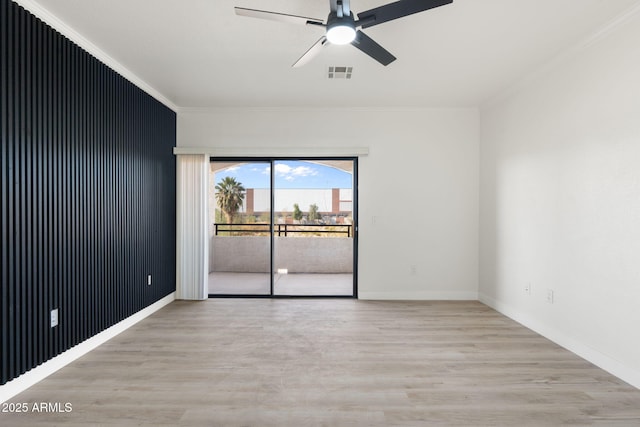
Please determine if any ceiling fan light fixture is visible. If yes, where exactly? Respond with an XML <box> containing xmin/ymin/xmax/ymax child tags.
<box><xmin>235</xmin><ymin>0</ymin><xmax>454</xmax><ymax>66</ymax></box>
<box><xmin>326</xmin><ymin>24</ymin><xmax>356</xmax><ymax>45</ymax></box>
<box><xmin>326</xmin><ymin>11</ymin><xmax>356</xmax><ymax>45</ymax></box>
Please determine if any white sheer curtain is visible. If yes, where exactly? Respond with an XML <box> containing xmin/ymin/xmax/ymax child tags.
<box><xmin>176</xmin><ymin>154</ymin><xmax>209</xmax><ymax>300</ymax></box>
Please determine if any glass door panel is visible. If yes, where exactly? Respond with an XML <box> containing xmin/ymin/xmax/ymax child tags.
<box><xmin>208</xmin><ymin>161</ymin><xmax>271</xmax><ymax>295</ymax></box>
<box><xmin>272</xmin><ymin>160</ymin><xmax>355</xmax><ymax>296</ymax></box>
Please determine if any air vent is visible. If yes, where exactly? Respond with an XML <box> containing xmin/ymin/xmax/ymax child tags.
<box><xmin>328</xmin><ymin>66</ymin><xmax>353</xmax><ymax>79</ymax></box>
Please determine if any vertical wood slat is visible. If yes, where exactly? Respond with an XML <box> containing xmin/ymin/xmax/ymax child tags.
<box><xmin>1</xmin><ymin>0</ymin><xmax>10</xmax><ymax>384</ymax></box>
<box><xmin>0</xmin><ymin>0</ymin><xmax>177</xmax><ymax>385</ymax></box>
<box><xmin>18</xmin><ymin>2</ymin><xmax>26</xmax><ymax>376</ymax></box>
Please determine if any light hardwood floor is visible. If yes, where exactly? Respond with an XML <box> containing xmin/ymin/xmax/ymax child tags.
<box><xmin>3</xmin><ymin>300</ymin><xmax>640</xmax><ymax>426</ymax></box>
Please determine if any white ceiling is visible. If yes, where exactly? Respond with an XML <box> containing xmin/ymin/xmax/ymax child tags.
<box><xmin>26</xmin><ymin>0</ymin><xmax>640</xmax><ymax>108</ymax></box>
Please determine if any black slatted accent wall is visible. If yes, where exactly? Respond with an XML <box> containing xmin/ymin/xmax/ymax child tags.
<box><xmin>1</xmin><ymin>0</ymin><xmax>177</xmax><ymax>385</ymax></box>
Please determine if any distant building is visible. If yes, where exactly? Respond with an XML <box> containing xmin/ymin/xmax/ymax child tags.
<box><xmin>210</xmin><ymin>187</ymin><xmax>352</xmax><ymax>224</ymax></box>
<box><xmin>243</xmin><ymin>188</ymin><xmax>352</xmax><ymax>216</ymax></box>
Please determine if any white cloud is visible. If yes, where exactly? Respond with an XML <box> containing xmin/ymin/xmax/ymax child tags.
<box><xmin>275</xmin><ymin>164</ymin><xmax>318</xmax><ymax>180</ymax></box>
<box><xmin>275</xmin><ymin>163</ymin><xmax>292</xmax><ymax>174</ymax></box>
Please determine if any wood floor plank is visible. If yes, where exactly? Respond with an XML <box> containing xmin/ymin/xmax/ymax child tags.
<box><xmin>2</xmin><ymin>300</ymin><xmax>640</xmax><ymax>426</ymax></box>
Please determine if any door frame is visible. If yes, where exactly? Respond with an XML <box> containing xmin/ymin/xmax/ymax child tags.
<box><xmin>208</xmin><ymin>156</ymin><xmax>358</xmax><ymax>298</ymax></box>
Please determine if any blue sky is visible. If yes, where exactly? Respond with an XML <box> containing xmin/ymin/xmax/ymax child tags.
<box><xmin>214</xmin><ymin>161</ymin><xmax>353</xmax><ymax>189</ymax></box>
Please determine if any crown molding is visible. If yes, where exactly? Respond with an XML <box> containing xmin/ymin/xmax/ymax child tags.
<box><xmin>177</xmin><ymin>106</ymin><xmax>477</xmax><ymax>114</ymax></box>
<box><xmin>481</xmin><ymin>2</ymin><xmax>640</xmax><ymax>110</ymax></box>
<box><xmin>12</xmin><ymin>0</ymin><xmax>178</xmax><ymax>112</ymax></box>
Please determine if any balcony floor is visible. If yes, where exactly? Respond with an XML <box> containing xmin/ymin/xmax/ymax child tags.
<box><xmin>208</xmin><ymin>272</ymin><xmax>353</xmax><ymax>296</ymax></box>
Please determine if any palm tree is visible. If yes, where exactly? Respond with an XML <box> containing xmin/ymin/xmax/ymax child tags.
<box><xmin>215</xmin><ymin>177</ymin><xmax>245</xmax><ymax>224</ymax></box>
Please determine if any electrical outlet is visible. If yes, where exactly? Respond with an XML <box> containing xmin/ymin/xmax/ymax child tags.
<box><xmin>147</xmin><ymin>275</ymin><xmax>152</xmax><ymax>286</ymax></box>
<box><xmin>50</xmin><ymin>308</ymin><xmax>58</xmax><ymax>328</ymax></box>
<box><xmin>547</xmin><ymin>289</ymin><xmax>554</xmax><ymax>304</ymax></box>
<box><xmin>410</xmin><ymin>265</ymin><xmax>417</xmax><ymax>275</ymax></box>
<box><xmin>524</xmin><ymin>283</ymin><xmax>531</xmax><ymax>295</ymax></box>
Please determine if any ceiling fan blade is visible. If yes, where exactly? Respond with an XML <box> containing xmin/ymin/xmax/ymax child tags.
<box><xmin>351</xmin><ymin>30</ymin><xmax>396</xmax><ymax>66</ymax></box>
<box><xmin>235</xmin><ymin>7</ymin><xmax>324</xmax><ymax>26</ymax></box>
<box><xmin>293</xmin><ymin>36</ymin><xmax>329</xmax><ymax>68</ymax></box>
<box><xmin>356</xmin><ymin>0</ymin><xmax>453</xmax><ymax>29</ymax></box>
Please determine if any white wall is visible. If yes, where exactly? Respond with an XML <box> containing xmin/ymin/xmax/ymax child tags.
<box><xmin>178</xmin><ymin>108</ymin><xmax>479</xmax><ymax>299</ymax></box>
<box><xmin>480</xmin><ymin>12</ymin><xmax>640</xmax><ymax>388</ymax></box>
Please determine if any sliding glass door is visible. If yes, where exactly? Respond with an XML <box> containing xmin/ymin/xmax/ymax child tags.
<box><xmin>273</xmin><ymin>160</ymin><xmax>355</xmax><ymax>296</ymax></box>
<box><xmin>208</xmin><ymin>161</ymin><xmax>271</xmax><ymax>295</ymax></box>
<box><xmin>208</xmin><ymin>158</ymin><xmax>356</xmax><ymax>297</ymax></box>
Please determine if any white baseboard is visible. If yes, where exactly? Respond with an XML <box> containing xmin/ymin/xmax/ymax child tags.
<box><xmin>0</xmin><ymin>292</ymin><xmax>176</xmax><ymax>403</ymax></box>
<box><xmin>479</xmin><ymin>292</ymin><xmax>640</xmax><ymax>390</ymax></box>
<box><xmin>358</xmin><ymin>290</ymin><xmax>478</xmax><ymax>300</ymax></box>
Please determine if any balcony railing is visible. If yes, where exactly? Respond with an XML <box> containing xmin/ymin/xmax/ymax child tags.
<box><xmin>214</xmin><ymin>223</ymin><xmax>352</xmax><ymax>237</ymax></box>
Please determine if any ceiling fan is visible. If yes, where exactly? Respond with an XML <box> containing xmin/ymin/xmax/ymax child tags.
<box><xmin>235</xmin><ymin>0</ymin><xmax>453</xmax><ymax>67</ymax></box>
